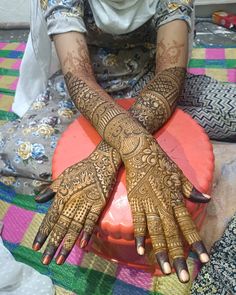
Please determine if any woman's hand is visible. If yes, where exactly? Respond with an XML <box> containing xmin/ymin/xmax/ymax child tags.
<box><xmin>32</xmin><ymin>142</ymin><xmax>120</xmax><ymax>265</ymax></box>
<box><xmin>123</xmin><ymin>134</ymin><xmax>209</xmax><ymax>283</ymax></box>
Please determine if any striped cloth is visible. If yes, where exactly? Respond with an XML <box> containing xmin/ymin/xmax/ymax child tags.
<box><xmin>188</xmin><ymin>47</ymin><xmax>236</xmax><ymax>83</ymax></box>
<box><xmin>0</xmin><ymin>42</ymin><xmax>235</xmax><ymax>295</ymax></box>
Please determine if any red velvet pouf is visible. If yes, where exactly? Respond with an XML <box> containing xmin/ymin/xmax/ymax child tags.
<box><xmin>52</xmin><ymin>99</ymin><xmax>214</xmax><ymax>275</ymax></box>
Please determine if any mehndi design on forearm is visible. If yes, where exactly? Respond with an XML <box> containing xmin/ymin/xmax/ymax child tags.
<box><xmin>157</xmin><ymin>39</ymin><xmax>184</xmax><ymax>71</ymax></box>
<box><xmin>64</xmin><ymin>70</ymin><xmax>205</xmax><ymax>264</ymax></box>
<box><xmin>129</xmin><ymin>67</ymin><xmax>186</xmax><ymax>133</ymax></box>
<box><xmin>34</xmin><ymin>65</ymin><xmax>208</xmax><ymax>279</ymax></box>
<box><xmin>33</xmin><ymin>30</ymin><xmax>209</xmax><ymax>280</ymax></box>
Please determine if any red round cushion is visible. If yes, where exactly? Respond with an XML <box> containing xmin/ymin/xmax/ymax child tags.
<box><xmin>52</xmin><ymin>99</ymin><xmax>214</xmax><ymax>269</ymax></box>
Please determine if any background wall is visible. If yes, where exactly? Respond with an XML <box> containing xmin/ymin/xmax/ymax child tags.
<box><xmin>0</xmin><ymin>0</ymin><xmax>30</xmax><ymax>27</ymax></box>
<box><xmin>0</xmin><ymin>0</ymin><xmax>235</xmax><ymax>27</ymax></box>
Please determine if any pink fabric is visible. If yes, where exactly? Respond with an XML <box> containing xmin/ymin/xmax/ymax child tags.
<box><xmin>188</xmin><ymin>68</ymin><xmax>206</xmax><ymax>75</ymax></box>
<box><xmin>12</xmin><ymin>59</ymin><xmax>22</xmax><ymax>70</ymax></box>
<box><xmin>66</xmin><ymin>244</ymin><xmax>85</xmax><ymax>265</ymax></box>
<box><xmin>2</xmin><ymin>206</ymin><xmax>35</xmax><ymax>244</ymax></box>
<box><xmin>0</xmin><ymin>43</ymin><xmax>7</xmax><ymax>50</ymax></box>
<box><xmin>227</xmin><ymin>69</ymin><xmax>236</xmax><ymax>83</ymax></box>
<box><xmin>10</xmin><ymin>78</ymin><xmax>19</xmax><ymax>90</ymax></box>
<box><xmin>16</xmin><ymin>43</ymin><xmax>27</xmax><ymax>52</ymax></box>
<box><xmin>206</xmin><ymin>48</ymin><xmax>225</xmax><ymax>60</ymax></box>
<box><xmin>116</xmin><ymin>265</ymin><xmax>152</xmax><ymax>289</ymax></box>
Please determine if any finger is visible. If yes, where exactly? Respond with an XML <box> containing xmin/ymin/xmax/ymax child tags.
<box><xmin>80</xmin><ymin>207</ymin><xmax>102</xmax><ymax>249</ymax></box>
<box><xmin>143</xmin><ymin>197</ymin><xmax>171</xmax><ymax>274</ymax></box>
<box><xmin>133</xmin><ymin>211</ymin><xmax>146</xmax><ymax>255</ymax></box>
<box><xmin>56</xmin><ymin>220</ymin><xmax>84</xmax><ymax>265</ymax></box>
<box><xmin>35</xmin><ymin>187</ymin><xmax>56</xmax><ymax>203</ymax></box>
<box><xmin>33</xmin><ymin>183</ymin><xmax>72</xmax><ymax>250</ymax></box>
<box><xmin>55</xmin><ymin>200</ymin><xmax>91</xmax><ymax>265</ymax></box>
<box><xmin>173</xmin><ymin>257</ymin><xmax>190</xmax><ymax>283</ymax></box>
<box><xmin>156</xmin><ymin>252</ymin><xmax>171</xmax><ymax>275</ymax></box>
<box><xmin>41</xmin><ymin>214</ymin><xmax>72</xmax><ymax>265</ymax></box>
<box><xmin>33</xmin><ymin>196</ymin><xmax>63</xmax><ymax>250</ymax></box>
<box><xmin>158</xmin><ymin>206</ymin><xmax>188</xmax><ymax>282</ymax></box>
<box><xmin>129</xmin><ymin>196</ymin><xmax>146</xmax><ymax>255</ymax></box>
<box><xmin>80</xmin><ymin>232</ymin><xmax>91</xmax><ymax>249</ymax></box>
<box><xmin>56</xmin><ymin>201</ymin><xmax>91</xmax><ymax>264</ymax></box>
<box><xmin>41</xmin><ymin>195</ymin><xmax>80</xmax><ymax>264</ymax></box>
<box><xmin>174</xmin><ymin>203</ymin><xmax>209</xmax><ymax>263</ymax></box>
<box><xmin>35</xmin><ymin>172</ymin><xmax>66</xmax><ymax>203</ymax></box>
<box><xmin>181</xmin><ymin>175</ymin><xmax>211</xmax><ymax>203</ymax></box>
<box><xmin>192</xmin><ymin>241</ymin><xmax>209</xmax><ymax>263</ymax></box>
<box><xmin>158</xmin><ymin>206</ymin><xmax>184</xmax><ymax>260</ymax></box>
<box><xmin>188</xmin><ymin>188</ymin><xmax>211</xmax><ymax>203</ymax></box>
<box><xmin>146</xmin><ymin>212</ymin><xmax>171</xmax><ymax>275</ymax></box>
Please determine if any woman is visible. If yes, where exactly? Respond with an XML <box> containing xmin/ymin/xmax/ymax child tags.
<box><xmin>0</xmin><ymin>0</ymin><xmax>235</xmax><ymax>284</ymax></box>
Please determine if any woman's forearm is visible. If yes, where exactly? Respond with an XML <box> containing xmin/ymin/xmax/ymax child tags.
<box><xmin>53</xmin><ymin>20</ymin><xmax>188</xmax><ymax>157</ymax></box>
<box><xmin>55</xmin><ymin>33</ymin><xmax>147</xmax><ymax>157</ymax></box>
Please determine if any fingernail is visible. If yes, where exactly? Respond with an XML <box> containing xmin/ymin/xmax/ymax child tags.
<box><xmin>56</xmin><ymin>255</ymin><xmax>65</xmax><ymax>265</ymax></box>
<box><xmin>202</xmin><ymin>193</ymin><xmax>211</xmax><ymax>199</ymax></box>
<box><xmin>200</xmin><ymin>253</ymin><xmax>209</xmax><ymax>263</ymax></box>
<box><xmin>163</xmin><ymin>262</ymin><xmax>171</xmax><ymax>274</ymax></box>
<box><xmin>137</xmin><ymin>246</ymin><xmax>145</xmax><ymax>256</ymax></box>
<box><xmin>180</xmin><ymin>270</ymin><xmax>190</xmax><ymax>283</ymax></box>
<box><xmin>42</xmin><ymin>255</ymin><xmax>51</xmax><ymax>265</ymax></box>
<box><xmin>33</xmin><ymin>242</ymin><xmax>41</xmax><ymax>251</ymax></box>
<box><xmin>80</xmin><ymin>239</ymin><xmax>88</xmax><ymax>249</ymax></box>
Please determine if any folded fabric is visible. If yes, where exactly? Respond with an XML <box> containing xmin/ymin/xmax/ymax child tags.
<box><xmin>0</xmin><ymin>234</ymin><xmax>54</xmax><ymax>295</ymax></box>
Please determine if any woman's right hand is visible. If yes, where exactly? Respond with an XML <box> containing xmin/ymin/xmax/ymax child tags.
<box><xmin>123</xmin><ymin>134</ymin><xmax>210</xmax><ymax>283</ymax></box>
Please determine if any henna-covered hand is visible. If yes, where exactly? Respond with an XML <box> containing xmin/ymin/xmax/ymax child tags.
<box><xmin>33</xmin><ymin>67</ymin><xmax>210</xmax><ymax>282</ymax></box>
<box><xmin>32</xmin><ymin>20</ymin><xmax>209</xmax><ymax>282</ymax></box>
<box><xmin>33</xmin><ymin>141</ymin><xmax>120</xmax><ymax>265</ymax></box>
<box><xmin>123</xmin><ymin>134</ymin><xmax>210</xmax><ymax>282</ymax></box>
<box><xmin>61</xmin><ymin>69</ymin><xmax>210</xmax><ymax>283</ymax></box>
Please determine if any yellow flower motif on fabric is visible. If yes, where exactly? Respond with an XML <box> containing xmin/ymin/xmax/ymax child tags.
<box><xmin>22</xmin><ymin>127</ymin><xmax>37</xmax><ymax>136</ymax></box>
<box><xmin>7</xmin><ymin>128</ymin><xmax>15</xmax><ymax>134</ymax></box>
<box><xmin>40</xmin><ymin>0</ymin><xmax>48</xmax><ymax>11</ymax></box>
<box><xmin>37</xmin><ymin>124</ymin><xmax>55</xmax><ymax>137</ymax></box>
<box><xmin>0</xmin><ymin>176</ymin><xmax>16</xmax><ymax>186</ymax></box>
<box><xmin>17</xmin><ymin>142</ymin><xmax>32</xmax><ymax>160</ymax></box>
<box><xmin>168</xmin><ymin>3</ymin><xmax>181</xmax><ymax>11</ymax></box>
<box><xmin>183</xmin><ymin>0</ymin><xmax>193</xmax><ymax>4</ymax></box>
<box><xmin>32</xmin><ymin>101</ymin><xmax>46</xmax><ymax>110</ymax></box>
<box><xmin>103</xmin><ymin>54</ymin><xmax>118</xmax><ymax>67</ymax></box>
<box><xmin>58</xmin><ymin>108</ymin><xmax>74</xmax><ymax>119</ymax></box>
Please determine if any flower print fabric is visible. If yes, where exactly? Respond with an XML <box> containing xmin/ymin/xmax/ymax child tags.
<box><xmin>0</xmin><ymin>74</ymin><xmax>78</xmax><ymax>194</ymax></box>
<box><xmin>191</xmin><ymin>213</ymin><xmax>236</xmax><ymax>295</ymax></box>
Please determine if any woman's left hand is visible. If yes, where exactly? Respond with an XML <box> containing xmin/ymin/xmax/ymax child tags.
<box><xmin>32</xmin><ymin>144</ymin><xmax>120</xmax><ymax>265</ymax></box>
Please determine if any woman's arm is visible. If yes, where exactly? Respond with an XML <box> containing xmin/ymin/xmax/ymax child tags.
<box><xmin>130</xmin><ymin>20</ymin><xmax>189</xmax><ymax>133</ymax></box>
<box><xmin>156</xmin><ymin>19</ymin><xmax>189</xmax><ymax>72</ymax></box>
<box><xmin>34</xmin><ymin>20</ymin><xmax>209</xmax><ymax>283</ymax></box>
